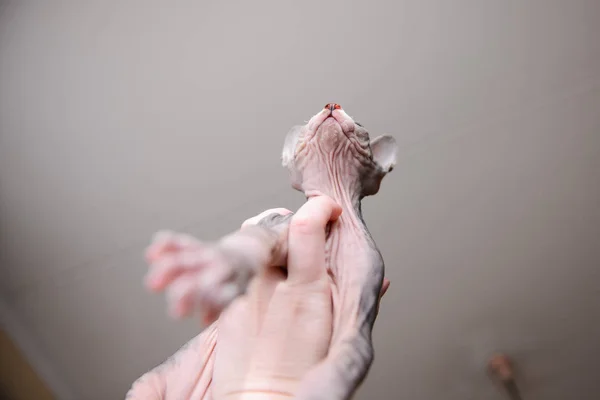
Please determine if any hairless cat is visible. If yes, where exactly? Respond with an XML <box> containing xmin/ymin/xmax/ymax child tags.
<box><xmin>127</xmin><ymin>104</ymin><xmax>398</xmax><ymax>399</ymax></box>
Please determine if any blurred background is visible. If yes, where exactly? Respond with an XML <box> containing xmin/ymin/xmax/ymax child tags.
<box><xmin>0</xmin><ymin>1</ymin><xmax>599</xmax><ymax>399</ymax></box>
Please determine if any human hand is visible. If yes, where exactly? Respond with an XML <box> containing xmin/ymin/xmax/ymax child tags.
<box><xmin>211</xmin><ymin>195</ymin><xmax>343</xmax><ymax>399</ymax></box>
<box><xmin>126</xmin><ymin>195</ymin><xmax>390</xmax><ymax>399</ymax></box>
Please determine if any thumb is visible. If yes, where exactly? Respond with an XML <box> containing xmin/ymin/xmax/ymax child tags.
<box><xmin>286</xmin><ymin>195</ymin><xmax>342</xmax><ymax>285</ymax></box>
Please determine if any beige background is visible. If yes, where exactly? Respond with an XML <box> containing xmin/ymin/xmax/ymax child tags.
<box><xmin>1</xmin><ymin>1</ymin><xmax>599</xmax><ymax>399</ymax></box>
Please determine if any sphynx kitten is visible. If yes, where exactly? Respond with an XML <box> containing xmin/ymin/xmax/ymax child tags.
<box><xmin>127</xmin><ymin>103</ymin><xmax>398</xmax><ymax>399</ymax></box>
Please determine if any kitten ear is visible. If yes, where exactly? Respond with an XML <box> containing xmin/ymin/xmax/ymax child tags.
<box><xmin>370</xmin><ymin>134</ymin><xmax>398</xmax><ymax>172</ymax></box>
<box><xmin>281</xmin><ymin>125</ymin><xmax>304</xmax><ymax>168</ymax></box>
<box><xmin>361</xmin><ymin>135</ymin><xmax>398</xmax><ymax>197</ymax></box>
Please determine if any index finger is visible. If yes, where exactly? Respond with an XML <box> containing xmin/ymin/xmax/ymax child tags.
<box><xmin>286</xmin><ymin>196</ymin><xmax>342</xmax><ymax>285</ymax></box>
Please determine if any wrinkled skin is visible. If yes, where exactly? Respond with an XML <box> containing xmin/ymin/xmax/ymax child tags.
<box><xmin>127</xmin><ymin>104</ymin><xmax>398</xmax><ymax>399</ymax></box>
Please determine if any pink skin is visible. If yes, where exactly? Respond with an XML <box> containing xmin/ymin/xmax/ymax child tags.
<box><xmin>127</xmin><ymin>104</ymin><xmax>397</xmax><ymax>400</ymax></box>
<box><xmin>143</xmin><ymin>226</ymin><xmax>389</xmax><ymax>323</ymax></box>
<box><xmin>307</xmin><ymin>107</ymin><xmax>355</xmax><ymax>138</ymax></box>
<box><xmin>142</xmin><ymin>106</ymin><xmax>388</xmax><ymax>324</ymax></box>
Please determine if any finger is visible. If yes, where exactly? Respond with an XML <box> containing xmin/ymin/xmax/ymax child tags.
<box><xmin>287</xmin><ymin>195</ymin><xmax>342</xmax><ymax>285</ymax></box>
<box><xmin>145</xmin><ymin>249</ymin><xmax>205</xmax><ymax>291</ymax></box>
<box><xmin>145</xmin><ymin>230</ymin><xmax>177</xmax><ymax>263</ymax></box>
<box><xmin>379</xmin><ymin>277</ymin><xmax>390</xmax><ymax>300</ymax></box>
<box><xmin>166</xmin><ymin>277</ymin><xmax>197</xmax><ymax>318</ymax></box>
<box><xmin>241</xmin><ymin>208</ymin><xmax>293</xmax><ymax>228</ymax></box>
<box><xmin>145</xmin><ymin>231</ymin><xmax>201</xmax><ymax>263</ymax></box>
<box><xmin>166</xmin><ymin>271</ymin><xmax>238</xmax><ymax>321</ymax></box>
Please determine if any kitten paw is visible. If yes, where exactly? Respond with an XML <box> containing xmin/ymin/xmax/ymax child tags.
<box><xmin>145</xmin><ymin>231</ymin><xmax>253</xmax><ymax>322</ymax></box>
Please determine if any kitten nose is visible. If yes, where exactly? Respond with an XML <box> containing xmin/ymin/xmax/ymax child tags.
<box><xmin>324</xmin><ymin>103</ymin><xmax>342</xmax><ymax>112</ymax></box>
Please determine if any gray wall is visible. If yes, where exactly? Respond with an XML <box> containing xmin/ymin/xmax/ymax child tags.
<box><xmin>1</xmin><ymin>1</ymin><xmax>599</xmax><ymax>399</ymax></box>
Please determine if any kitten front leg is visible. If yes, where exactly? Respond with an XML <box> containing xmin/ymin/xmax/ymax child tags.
<box><xmin>144</xmin><ymin>209</ymin><xmax>294</xmax><ymax>322</ymax></box>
